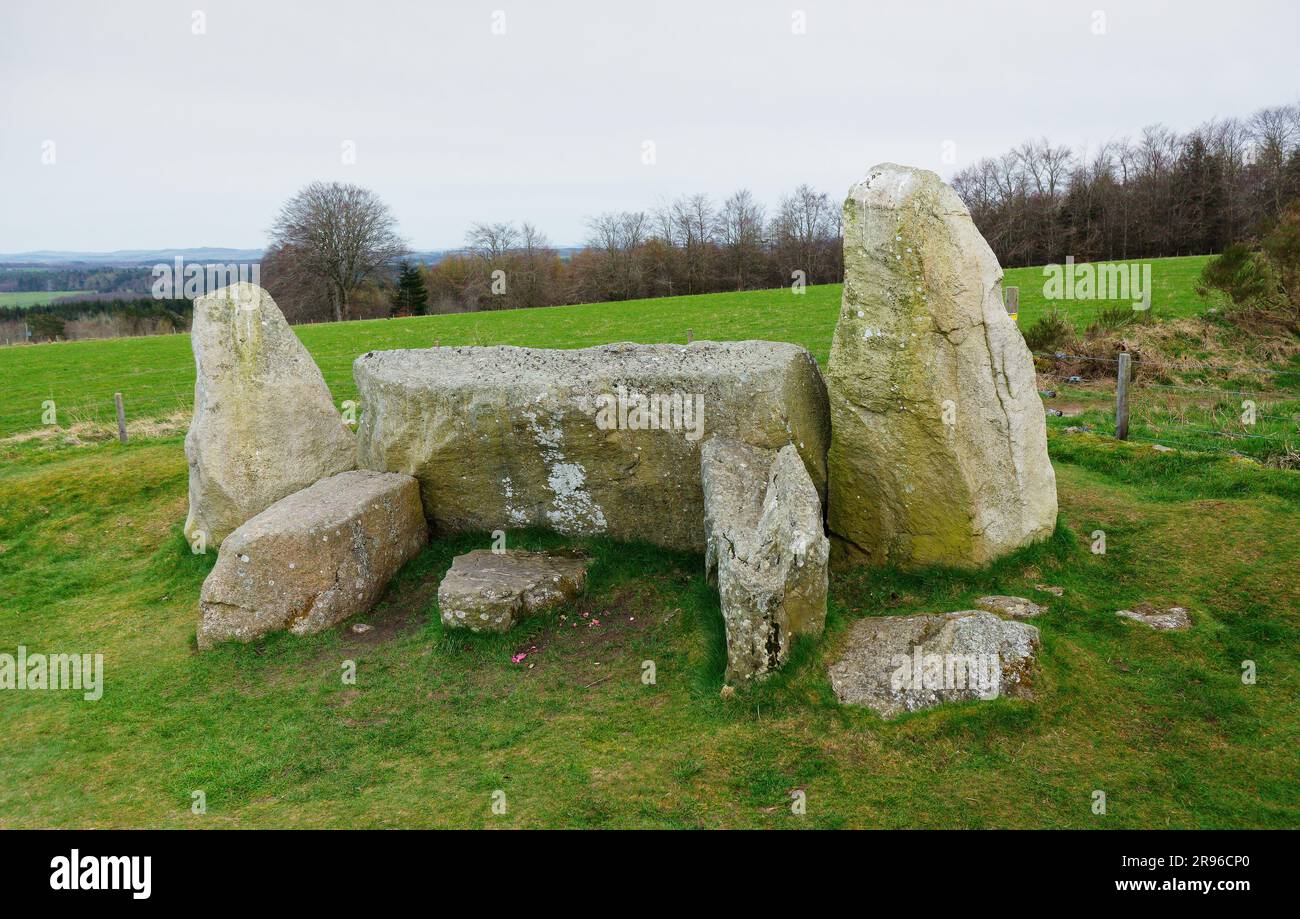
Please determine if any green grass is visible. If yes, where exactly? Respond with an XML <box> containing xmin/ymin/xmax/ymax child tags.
<box><xmin>0</xmin><ymin>290</ymin><xmax>85</xmax><ymax>309</ymax></box>
<box><xmin>2</xmin><ymin>251</ymin><xmax>1296</xmax><ymax>828</ymax></box>
<box><xmin>0</xmin><ymin>256</ymin><xmax>1215</xmax><ymax>439</ymax></box>
<box><xmin>1008</xmin><ymin>254</ymin><xmax>1213</xmax><ymax>332</ymax></box>
<box><xmin>0</xmin><ymin>433</ymin><xmax>1294</xmax><ymax>828</ymax></box>
<box><xmin>1042</xmin><ymin>387</ymin><xmax>1300</xmax><ymax>466</ymax></box>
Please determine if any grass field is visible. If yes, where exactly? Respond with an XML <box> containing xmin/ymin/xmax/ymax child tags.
<box><xmin>0</xmin><ymin>256</ymin><xmax>1214</xmax><ymax>439</ymax></box>
<box><xmin>0</xmin><ymin>290</ymin><xmax>84</xmax><ymax>310</ymax></box>
<box><xmin>2</xmin><ymin>252</ymin><xmax>1297</xmax><ymax>828</ymax></box>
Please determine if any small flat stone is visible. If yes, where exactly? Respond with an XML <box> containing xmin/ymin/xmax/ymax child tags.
<box><xmin>829</xmin><ymin>610</ymin><xmax>1040</xmax><ymax>719</ymax></box>
<box><xmin>976</xmin><ymin>595</ymin><xmax>1046</xmax><ymax>620</ymax></box>
<box><xmin>1117</xmin><ymin>605</ymin><xmax>1191</xmax><ymax>631</ymax></box>
<box><xmin>438</xmin><ymin>549</ymin><xmax>591</xmax><ymax>633</ymax></box>
<box><xmin>1034</xmin><ymin>584</ymin><xmax>1065</xmax><ymax>597</ymax></box>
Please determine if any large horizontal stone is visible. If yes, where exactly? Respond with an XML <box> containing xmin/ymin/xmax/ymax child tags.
<box><xmin>354</xmin><ymin>341</ymin><xmax>829</xmax><ymax>551</ymax></box>
<box><xmin>437</xmin><ymin>549</ymin><xmax>592</xmax><ymax>633</ymax></box>
<box><xmin>197</xmin><ymin>470</ymin><xmax>427</xmax><ymax>649</ymax></box>
<box><xmin>702</xmin><ymin>438</ymin><xmax>828</xmax><ymax>684</ymax></box>
<box><xmin>828</xmin><ymin>610</ymin><xmax>1039</xmax><ymax>718</ymax></box>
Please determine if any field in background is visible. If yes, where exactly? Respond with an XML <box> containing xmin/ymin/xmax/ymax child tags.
<box><xmin>1</xmin><ymin>251</ymin><xmax>1297</xmax><ymax>828</ymax></box>
<box><xmin>0</xmin><ymin>290</ymin><xmax>84</xmax><ymax>309</ymax></box>
<box><xmin>0</xmin><ymin>256</ymin><xmax>1214</xmax><ymax>439</ymax></box>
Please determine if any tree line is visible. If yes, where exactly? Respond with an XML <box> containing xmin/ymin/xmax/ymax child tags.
<box><xmin>265</xmin><ymin>99</ymin><xmax>1299</xmax><ymax>322</ymax></box>
<box><xmin>0</xmin><ymin>266</ymin><xmax>153</xmax><ymax>296</ymax></box>
<box><xmin>0</xmin><ymin>298</ymin><xmax>189</xmax><ymax>344</ymax></box>
<box><xmin>15</xmin><ymin>98</ymin><xmax>1295</xmax><ymax>339</ymax></box>
<box><xmin>263</xmin><ymin>184</ymin><xmax>844</xmax><ymax>321</ymax></box>
<box><xmin>952</xmin><ymin>102</ymin><xmax>1300</xmax><ymax>267</ymax></box>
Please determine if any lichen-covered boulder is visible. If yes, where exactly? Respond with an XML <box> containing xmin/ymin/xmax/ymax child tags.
<box><xmin>827</xmin><ymin>163</ymin><xmax>1057</xmax><ymax>569</ymax></box>
<box><xmin>197</xmin><ymin>470</ymin><xmax>426</xmax><ymax>649</ymax></box>
<box><xmin>183</xmin><ymin>283</ymin><xmax>356</xmax><ymax>547</ymax></box>
<box><xmin>828</xmin><ymin>610</ymin><xmax>1040</xmax><ymax>718</ymax></box>
<box><xmin>702</xmin><ymin>438</ymin><xmax>828</xmax><ymax>685</ymax></box>
<box><xmin>437</xmin><ymin>549</ymin><xmax>591</xmax><ymax>633</ymax></box>
<box><xmin>353</xmin><ymin>341</ymin><xmax>829</xmax><ymax>552</ymax></box>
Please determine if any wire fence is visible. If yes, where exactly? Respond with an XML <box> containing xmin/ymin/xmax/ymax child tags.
<box><xmin>1031</xmin><ymin>350</ymin><xmax>1299</xmax><ymax>462</ymax></box>
<box><xmin>9</xmin><ymin>343</ymin><xmax>1298</xmax><ymax>465</ymax></box>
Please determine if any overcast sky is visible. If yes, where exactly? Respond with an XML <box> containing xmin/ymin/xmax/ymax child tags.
<box><xmin>2</xmin><ymin>0</ymin><xmax>1296</xmax><ymax>252</ymax></box>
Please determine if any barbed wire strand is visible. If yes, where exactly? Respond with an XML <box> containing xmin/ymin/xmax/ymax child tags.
<box><xmin>1033</xmin><ymin>350</ymin><xmax>1294</xmax><ymax>376</ymax></box>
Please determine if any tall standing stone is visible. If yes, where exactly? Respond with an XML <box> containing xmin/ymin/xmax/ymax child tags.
<box><xmin>827</xmin><ymin>164</ymin><xmax>1056</xmax><ymax>569</ymax></box>
<box><xmin>183</xmin><ymin>283</ymin><xmax>356</xmax><ymax>547</ymax></box>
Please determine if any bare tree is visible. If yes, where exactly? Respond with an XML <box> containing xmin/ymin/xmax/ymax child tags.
<box><xmin>515</xmin><ymin>222</ymin><xmax>555</xmax><ymax>309</ymax></box>
<box><xmin>269</xmin><ymin>181</ymin><xmax>407</xmax><ymax>322</ymax></box>
<box><xmin>584</xmin><ymin>211</ymin><xmax>650</xmax><ymax>300</ymax></box>
<box><xmin>715</xmin><ymin>189</ymin><xmax>766</xmax><ymax>289</ymax></box>
<box><xmin>466</xmin><ymin>222</ymin><xmax>520</xmax><ymax>262</ymax></box>
<box><xmin>1248</xmin><ymin>104</ymin><xmax>1299</xmax><ymax>217</ymax></box>
<box><xmin>651</xmin><ymin>197</ymin><xmax>679</xmax><ymax>246</ymax></box>
<box><xmin>683</xmin><ymin>195</ymin><xmax>718</xmax><ymax>290</ymax></box>
<box><xmin>260</xmin><ymin>241</ymin><xmax>332</xmax><ymax>323</ymax></box>
<box><xmin>771</xmin><ymin>184</ymin><xmax>836</xmax><ymax>282</ymax></box>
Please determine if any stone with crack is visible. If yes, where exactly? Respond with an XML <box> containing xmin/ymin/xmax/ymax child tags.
<box><xmin>701</xmin><ymin>438</ymin><xmax>828</xmax><ymax>685</ymax></box>
<box><xmin>437</xmin><ymin>549</ymin><xmax>592</xmax><ymax>633</ymax></box>
<box><xmin>197</xmin><ymin>471</ymin><xmax>427</xmax><ymax>649</ymax></box>
<box><xmin>828</xmin><ymin>610</ymin><xmax>1040</xmax><ymax>718</ymax></box>
<box><xmin>826</xmin><ymin>163</ymin><xmax>1057</xmax><ymax>569</ymax></box>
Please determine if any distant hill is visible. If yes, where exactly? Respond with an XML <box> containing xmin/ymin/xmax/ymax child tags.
<box><xmin>0</xmin><ymin>248</ymin><xmax>265</xmax><ymax>267</ymax></box>
<box><xmin>0</xmin><ymin>246</ymin><xmax>586</xmax><ymax>268</ymax></box>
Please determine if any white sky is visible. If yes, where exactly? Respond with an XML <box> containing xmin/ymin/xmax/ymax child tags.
<box><xmin>2</xmin><ymin>0</ymin><xmax>1297</xmax><ymax>251</ymax></box>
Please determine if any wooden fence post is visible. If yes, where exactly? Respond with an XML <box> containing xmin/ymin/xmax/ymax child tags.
<box><xmin>1115</xmin><ymin>353</ymin><xmax>1131</xmax><ymax>440</ymax></box>
<box><xmin>114</xmin><ymin>392</ymin><xmax>128</xmax><ymax>444</ymax></box>
<box><xmin>1004</xmin><ymin>286</ymin><xmax>1020</xmax><ymax>323</ymax></box>
<box><xmin>686</xmin><ymin>328</ymin><xmax>693</xmax><ymax>343</ymax></box>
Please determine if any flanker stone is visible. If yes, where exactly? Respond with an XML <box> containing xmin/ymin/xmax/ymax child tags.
<box><xmin>353</xmin><ymin>341</ymin><xmax>829</xmax><ymax>552</ymax></box>
<box><xmin>197</xmin><ymin>471</ymin><xmax>426</xmax><ymax>649</ymax></box>
<box><xmin>826</xmin><ymin>163</ymin><xmax>1057</xmax><ymax>570</ymax></box>
<box><xmin>183</xmin><ymin>283</ymin><xmax>356</xmax><ymax>547</ymax></box>
<box><xmin>437</xmin><ymin>549</ymin><xmax>592</xmax><ymax>633</ymax></box>
<box><xmin>701</xmin><ymin>438</ymin><xmax>828</xmax><ymax>685</ymax></box>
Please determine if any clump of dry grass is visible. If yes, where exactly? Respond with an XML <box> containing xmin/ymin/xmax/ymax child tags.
<box><xmin>0</xmin><ymin>410</ymin><xmax>190</xmax><ymax>448</ymax></box>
